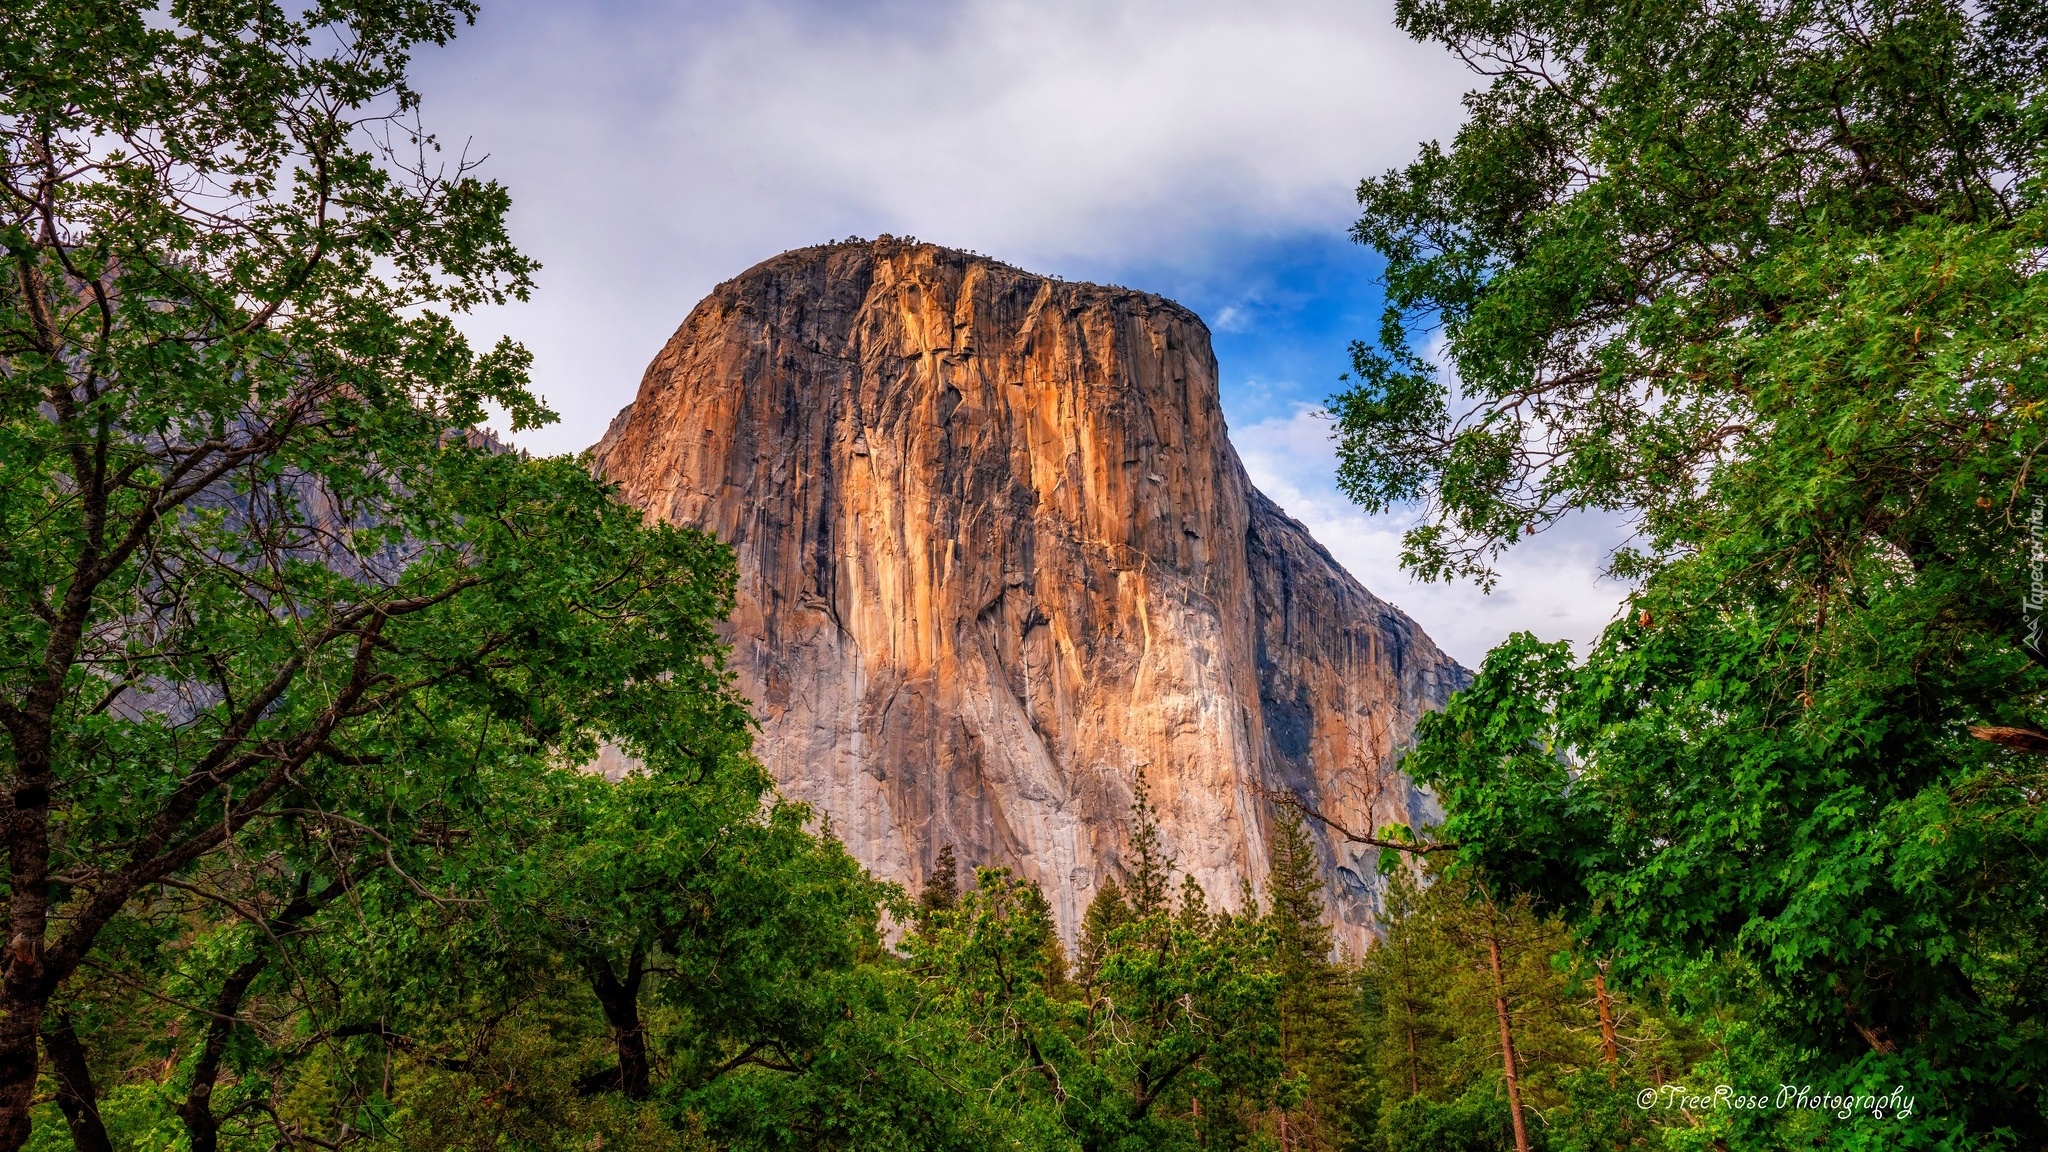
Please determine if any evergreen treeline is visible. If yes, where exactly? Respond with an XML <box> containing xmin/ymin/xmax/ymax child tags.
<box><xmin>14</xmin><ymin>760</ymin><xmax>1722</xmax><ymax>1152</ymax></box>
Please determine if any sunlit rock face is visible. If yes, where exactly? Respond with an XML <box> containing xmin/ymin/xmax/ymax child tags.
<box><xmin>592</xmin><ymin>237</ymin><xmax>1466</xmax><ymax>949</ymax></box>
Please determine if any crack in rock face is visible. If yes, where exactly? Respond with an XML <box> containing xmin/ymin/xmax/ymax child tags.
<box><xmin>592</xmin><ymin>236</ymin><xmax>1469</xmax><ymax>950</ymax></box>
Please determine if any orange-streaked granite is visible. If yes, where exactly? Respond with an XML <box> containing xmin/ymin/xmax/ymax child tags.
<box><xmin>592</xmin><ymin>237</ymin><xmax>1467</xmax><ymax>950</ymax></box>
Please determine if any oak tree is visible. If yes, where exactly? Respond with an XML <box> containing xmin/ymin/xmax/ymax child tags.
<box><xmin>0</xmin><ymin>2</ymin><xmax>750</xmax><ymax>1145</ymax></box>
<box><xmin>1339</xmin><ymin>0</ymin><xmax>2048</xmax><ymax>1139</ymax></box>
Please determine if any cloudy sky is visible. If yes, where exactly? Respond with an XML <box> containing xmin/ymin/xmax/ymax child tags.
<box><xmin>410</xmin><ymin>0</ymin><xmax>1629</xmax><ymax>666</ymax></box>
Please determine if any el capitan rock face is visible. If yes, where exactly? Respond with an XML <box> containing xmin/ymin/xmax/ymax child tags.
<box><xmin>592</xmin><ymin>238</ymin><xmax>1465</xmax><ymax>947</ymax></box>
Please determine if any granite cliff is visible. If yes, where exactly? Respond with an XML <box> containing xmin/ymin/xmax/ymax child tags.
<box><xmin>591</xmin><ymin>237</ymin><xmax>1466</xmax><ymax>948</ymax></box>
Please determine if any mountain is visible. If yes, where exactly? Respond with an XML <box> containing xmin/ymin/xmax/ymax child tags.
<box><xmin>591</xmin><ymin>236</ymin><xmax>1467</xmax><ymax>947</ymax></box>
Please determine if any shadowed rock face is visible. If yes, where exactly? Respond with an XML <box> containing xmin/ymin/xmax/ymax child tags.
<box><xmin>592</xmin><ymin>238</ymin><xmax>1466</xmax><ymax>948</ymax></box>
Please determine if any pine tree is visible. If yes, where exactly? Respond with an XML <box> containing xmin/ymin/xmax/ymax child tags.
<box><xmin>919</xmin><ymin>842</ymin><xmax>959</xmax><ymax>915</ymax></box>
<box><xmin>1355</xmin><ymin>865</ymin><xmax>1627</xmax><ymax>1150</ymax></box>
<box><xmin>1019</xmin><ymin>881</ymin><xmax>1069</xmax><ymax>990</ymax></box>
<box><xmin>1267</xmin><ymin>807</ymin><xmax>1333</xmax><ymax>971</ymax></box>
<box><xmin>1077</xmin><ymin>878</ymin><xmax>1129</xmax><ymax>990</ymax></box>
<box><xmin>1263</xmin><ymin>806</ymin><xmax>1352</xmax><ymax>1151</ymax></box>
<box><xmin>1361</xmin><ymin>866</ymin><xmax>1455</xmax><ymax>1102</ymax></box>
<box><xmin>1125</xmin><ymin>778</ymin><xmax>1170</xmax><ymax>916</ymax></box>
<box><xmin>1177</xmin><ymin>873</ymin><xmax>1212</xmax><ymax>935</ymax></box>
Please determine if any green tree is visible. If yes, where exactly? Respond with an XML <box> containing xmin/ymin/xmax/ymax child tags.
<box><xmin>1359</xmin><ymin>867</ymin><xmax>1462</xmax><ymax>1107</ymax></box>
<box><xmin>919</xmin><ymin>842</ymin><xmax>960</xmax><ymax>917</ymax></box>
<box><xmin>1123</xmin><ymin>779</ymin><xmax>1172</xmax><ymax>917</ymax></box>
<box><xmin>1260</xmin><ymin>807</ymin><xmax>1352</xmax><ymax>1151</ymax></box>
<box><xmin>1337</xmin><ymin>0</ymin><xmax>2048</xmax><ymax>1140</ymax></box>
<box><xmin>1062</xmin><ymin>790</ymin><xmax>1280</xmax><ymax>1151</ymax></box>
<box><xmin>1076</xmin><ymin>878</ymin><xmax>1130</xmax><ymax>994</ymax></box>
<box><xmin>143</xmin><ymin>761</ymin><xmax>687</xmax><ymax>1152</ymax></box>
<box><xmin>881</xmin><ymin>789</ymin><xmax>1286</xmax><ymax>1152</ymax></box>
<box><xmin>1352</xmin><ymin>865</ymin><xmax>1683</xmax><ymax>1152</ymax></box>
<box><xmin>7</xmin><ymin>651</ymin><xmax>889</xmax><ymax>1152</ymax></box>
<box><xmin>524</xmin><ymin>769</ymin><xmax>884</xmax><ymax>1105</ymax></box>
<box><xmin>907</xmin><ymin>873</ymin><xmax>1278</xmax><ymax>1152</ymax></box>
<box><xmin>0</xmin><ymin>1</ymin><xmax>755</xmax><ymax>1146</ymax></box>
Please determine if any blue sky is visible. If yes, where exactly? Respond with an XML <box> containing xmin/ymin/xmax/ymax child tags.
<box><xmin>411</xmin><ymin>0</ymin><xmax>1626</xmax><ymax>664</ymax></box>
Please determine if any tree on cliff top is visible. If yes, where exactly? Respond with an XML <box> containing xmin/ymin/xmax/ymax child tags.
<box><xmin>0</xmin><ymin>2</ymin><xmax>751</xmax><ymax>1146</ymax></box>
<box><xmin>1338</xmin><ymin>0</ymin><xmax>2048</xmax><ymax>1139</ymax></box>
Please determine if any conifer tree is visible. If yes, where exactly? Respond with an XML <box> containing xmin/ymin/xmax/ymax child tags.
<box><xmin>1473</xmin><ymin>892</ymin><xmax>1533</xmax><ymax>1152</ymax></box>
<box><xmin>920</xmin><ymin>842</ymin><xmax>960</xmax><ymax>915</ymax></box>
<box><xmin>1359</xmin><ymin>866</ymin><xmax>1458</xmax><ymax>1103</ymax></box>
<box><xmin>1262</xmin><ymin>806</ymin><xmax>1351</xmax><ymax>1151</ymax></box>
<box><xmin>1125</xmin><ymin>778</ymin><xmax>1171</xmax><ymax>916</ymax></box>
<box><xmin>1019</xmin><ymin>880</ymin><xmax>1069</xmax><ymax>991</ymax></box>
<box><xmin>1077</xmin><ymin>877</ymin><xmax>1129</xmax><ymax>990</ymax></box>
<box><xmin>1266</xmin><ymin>807</ymin><xmax>1334</xmax><ymax>970</ymax></box>
<box><xmin>1177</xmin><ymin>873</ymin><xmax>1212</xmax><ymax>935</ymax></box>
<box><xmin>1354</xmin><ymin>865</ymin><xmax>1655</xmax><ymax>1151</ymax></box>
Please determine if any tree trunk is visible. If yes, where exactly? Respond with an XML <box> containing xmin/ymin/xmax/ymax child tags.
<box><xmin>1594</xmin><ymin>966</ymin><xmax>1620</xmax><ymax>1084</ymax></box>
<box><xmin>178</xmin><ymin>954</ymin><xmax>270</xmax><ymax>1152</ymax></box>
<box><xmin>1403</xmin><ymin>991</ymin><xmax>1422</xmax><ymax>1096</ymax></box>
<box><xmin>39</xmin><ymin>1013</ymin><xmax>112</xmax><ymax>1152</ymax></box>
<box><xmin>178</xmin><ymin>874</ymin><xmax>326</xmax><ymax>1152</ymax></box>
<box><xmin>0</xmin><ymin>998</ymin><xmax>40</xmax><ymax>1152</ymax></box>
<box><xmin>586</xmin><ymin>950</ymin><xmax>650</xmax><ymax>1098</ymax></box>
<box><xmin>1406</xmin><ymin>1021</ymin><xmax>1422</xmax><ymax>1095</ymax></box>
<box><xmin>1487</xmin><ymin>933</ymin><xmax>1531</xmax><ymax>1152</ymax></box>
<box><xmin>0</xmin><ymin>728</ymin><xmax>58</xmax><ymax>1152</ymax></box>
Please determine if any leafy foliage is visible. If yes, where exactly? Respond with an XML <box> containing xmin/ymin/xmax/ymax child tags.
<box><xmin>884</xmin><ymin>790</ymin><xmax>1285</xmax><ymax>1152</ymax></box>
<box><xmin>1337</xmin><ymin>0</ymin><xmax>2048</xmax><ymax>1142</ymax></box>
<box><xmin>0</xmin><ymin>1</ymin><xmax>754</xmax><ymax>1146</ymax></box>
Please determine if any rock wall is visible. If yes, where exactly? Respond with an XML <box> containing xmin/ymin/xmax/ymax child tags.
<box><xmin>591</xmin><ymin>237</ymin><xmax>1466</xmax><ymax>948</ymax></box>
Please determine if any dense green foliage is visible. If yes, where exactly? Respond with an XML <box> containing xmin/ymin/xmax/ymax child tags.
<box><xmin>0</xmin><ymin>0</ymin><xmax>755</xmax><ymax>1146</ymax></box>
<box><xmin>1335</xmin><ymin>0</ymin><xmax>2048</xmax><ymax>1143</ymax></box>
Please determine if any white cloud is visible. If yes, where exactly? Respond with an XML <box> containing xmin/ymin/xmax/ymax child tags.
<box><xmin>1232</xmin><ymin>406</ymin><xmax>1631</xmax><ymax>666</ymax></box>
<box><xmin>411</xmin><ymin>0</ymin><xmax>1472</xmax><ymax>453</ymax></box>
<box><xmin>400</xmin><ymin>1</ymin><xmax>1610</xmax><ymax>662</ymax></box>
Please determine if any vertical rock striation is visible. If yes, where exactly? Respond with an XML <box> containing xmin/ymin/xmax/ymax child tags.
<box><xmin>592</xmin><ymin>238</ymin><xmax>1466</xmax><ymax>948</ymax></box>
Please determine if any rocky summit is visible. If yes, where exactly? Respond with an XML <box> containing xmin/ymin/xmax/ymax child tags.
<box><xmin>592</xmin><ymin>237</ymin><xmax>1467</xmax><ymax>948</ymax></box>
